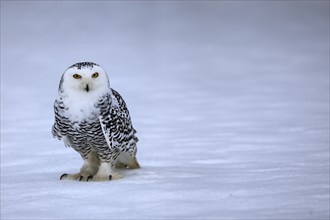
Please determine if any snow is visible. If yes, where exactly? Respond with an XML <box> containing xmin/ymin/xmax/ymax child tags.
<box><xmin>1</xmin><ymin>1</ymin><xmax>329</xmax><ymax>219</ymax></box>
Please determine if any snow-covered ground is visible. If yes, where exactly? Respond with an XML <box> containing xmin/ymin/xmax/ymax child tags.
<box><xmin>1</xmin><ymin>1</ymin><xmax>329</xmax><ymax>219</ymax></box>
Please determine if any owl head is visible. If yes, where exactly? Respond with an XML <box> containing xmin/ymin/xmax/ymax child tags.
<box><xmin>59</xmin><ymin>62</ymin><xmax>110</xmax><ymax>96</ymax></box>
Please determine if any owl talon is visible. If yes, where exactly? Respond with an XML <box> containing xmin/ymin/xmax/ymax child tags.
<box><xmin>79</xmin><ymin>176</ymin><xmax>83</xmax><ymax>181</ymax></box>
<box><xmin>60</xmin><ymin>173</ymin><xmax>68</xmax><ymax>180</ymax></box>
<box><xmin>109</xmin><ymin>175</ymin><xmax>112</xmax><ymax>180</ymax></box>
<box><xmin>87</xmin><ymin>175</ymin><xmax>93</xmax><ymax>182</ymax></box>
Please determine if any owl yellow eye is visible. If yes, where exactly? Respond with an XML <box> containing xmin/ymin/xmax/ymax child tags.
<box><xmin>73</xmin><ymin>74</ymin><xmax>81</xmax><ymax>79</ymax></box>
<box><xmin>92</xmin><ymin>72</ymin><xmax>99</xmax><ymax>78</ymax></box>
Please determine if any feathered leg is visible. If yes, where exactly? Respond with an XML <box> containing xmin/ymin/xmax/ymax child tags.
<box><xmin>87</xmin><ymin>147</ymin><xmax>122</xmax><ymax>181</ymax></box>
<box><xmin>60</xmin><ymin>150</ymin><xmax>100</xmax><ymax>181</ymax></box>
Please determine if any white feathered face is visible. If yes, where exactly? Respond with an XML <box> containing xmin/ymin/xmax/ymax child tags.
<box><xmin>60</xmin><ymin>62</ymin><xmax>110</xmax><ymax>96</ymax></box>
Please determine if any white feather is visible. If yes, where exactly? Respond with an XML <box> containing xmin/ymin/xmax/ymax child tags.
<box><xmin>58</xmin><ymin>65</ymin><xmax>111</xmax><ymax>122</ymax></box>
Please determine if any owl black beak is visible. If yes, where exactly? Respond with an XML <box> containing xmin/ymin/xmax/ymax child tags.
<box><xmin>85</xmin><ymin>84</ymin><xmax>89</xmax><ymax>92</ymax></box>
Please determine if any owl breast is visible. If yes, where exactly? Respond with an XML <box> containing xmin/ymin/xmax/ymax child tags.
<box><xmin>73</xmin><ymin>118</ymin><xmax>107</xmax><ymax>147</ymax></box>
<box><xmin>54</xmin><ymin>95</ymin><xmax>109</xmax><ymax>149</ymax></box>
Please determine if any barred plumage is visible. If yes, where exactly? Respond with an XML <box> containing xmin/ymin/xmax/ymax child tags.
<box><xmin>52</xmin><ymin>62</ymin><xmax>140</xmax><ymax>181</ymax></box>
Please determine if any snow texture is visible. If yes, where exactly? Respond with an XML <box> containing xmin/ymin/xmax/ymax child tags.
<box><xmin>1</xmin><ymin>1</ymin><xmax>329</xmax><ymax>219</ymax></box>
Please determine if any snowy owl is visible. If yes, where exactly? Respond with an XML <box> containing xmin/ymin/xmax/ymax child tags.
<box><xmin>52</xmin><ymin>62</ymin><xmax>140</xmax><ymax>181</ymax></box>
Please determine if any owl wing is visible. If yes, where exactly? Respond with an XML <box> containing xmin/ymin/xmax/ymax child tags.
<box><xmin>98</xmin><ymin>89</ymin><xmax>136</xmax><ymax>151</ymax></box>
<box><xmin>52</xmin><ymin>99</ymin><xmax>65</xmax><ymax>140</ymax></box>
<box><xmin>52</xmin><ymin>98</ymin><xmax>74</xmax><ymax>149</ymax></box>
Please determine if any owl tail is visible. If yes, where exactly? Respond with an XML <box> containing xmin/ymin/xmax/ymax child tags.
<box><xmin>129</xmin><ymin>157</ymin><xmax>141</xmax><ymax>169</ymax></box>
<box><xmin>116</xmin><ymin>154</ymin><xmax>141</xmax><ymax>169</ymax></box>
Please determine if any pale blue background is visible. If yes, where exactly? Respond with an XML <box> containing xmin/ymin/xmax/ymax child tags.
<box><xmin>1</xmin><ymin>1</ymin><xmax>329</xmax><ymax>219</ymax></box>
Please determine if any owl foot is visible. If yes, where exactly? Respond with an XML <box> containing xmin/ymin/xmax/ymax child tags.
<box><xmin>60</xmin><ymin>151</ymin><xmax>100</xmax><ymax>181</ymax></box>
<box><xmin>86</xmin><ymin>173</ymin><xmax>123</xmax><ymax>182</ymax></box>
<box><xmin>85</xmin><ymin>162</ymin><xmax>123</xmax><ymax>181</ymax></box>
<box><xmin>60</xmin><ymin>173</ymin><xmax>81</xmax><ymax>181</ymax></box>
<box><xmin>60</xmin><ymin>172</ymin><xmax>122</xmax><ymax>181</ymax></box>
<box><xmin>59</xmin><ymin>172</ymin><xmax>94</xmax><ymax>181</ymax></box>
